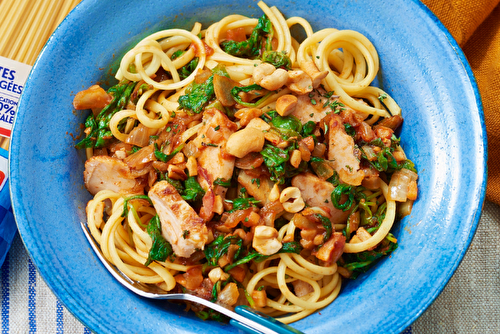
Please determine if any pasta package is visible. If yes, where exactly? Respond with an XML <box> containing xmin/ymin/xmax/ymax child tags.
<box><xmin>0</xmin><ymin>0</ymin><xmax>81</xmax><ymax>149</ymax></box>
<box><xmin>74</xmin><ymin>1</ymin><xmax>418</xmax><ymax>323</ymax></box>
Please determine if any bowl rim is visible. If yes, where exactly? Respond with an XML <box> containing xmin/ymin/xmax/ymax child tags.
<box><xmin>9</xmin><ymin>0</ymin><xmax>488</xmax><ymax>333</ymax></box>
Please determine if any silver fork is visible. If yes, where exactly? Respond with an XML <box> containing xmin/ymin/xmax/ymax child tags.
<box><xmin>80</xmin><ymin>222</ymin><xmax>304</xmax><ymax>334</ymax></box>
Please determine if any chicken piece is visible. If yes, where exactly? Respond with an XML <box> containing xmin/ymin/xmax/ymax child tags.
<box><xmin>313</xmin><ymin>232</ymin><xmax>346</xmax><ymax>263</ymax></box>
<box><xmin>291</xmin><ymin>90</ymin><xmax>335</xmax><ymax>124</ymax></box>
<box><xmin>192</xmin><ymin>109</ymin><xmax>237</xmax><ymax>191</ymax></box>
<box><xmin>84</xmin><ymin>155</ymin><xmax>145</xmax><ymax>195</ymax></box>
<box><xmin>328</xmin><ymin>114</ymin><xmax>364</xmax><ymax>186</ymax></box>
<box><xmin>286</xmin><ymin>70</ymin><xmax>313</xmax><ymax>95</ymax></box>
<box><xmin>237</xmin><ymin>170</ymin><xmax>275</xmax><ymax>205</ymax></box>
<box><xmin>292</xmin><ymin>279</ymin><xmax>314</xmax><ymax>298</ymax></box>
<box><xmin>291</xmin><ymin>89</ymin><xmax>365</xmax><ymax>126</ymax></box>
<box><xmin>292</xmin><ymin>172</ymin><xmax>350</xmax><ymax>225</ymax></box>
<box><xmin>148</xmin><ymin>181</ymin><xmax>208</xmax><ymax>258</ymax></box>
<box><xmin>73</xmin><ymin>85</ymin><xmax>112</xmax><ymax>113</ymax></box>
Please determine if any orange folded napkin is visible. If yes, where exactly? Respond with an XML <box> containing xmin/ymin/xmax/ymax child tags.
<box><xmin>423</xmin><ymin>0</ymin><xmax>500</xmax><ymax>205</ymax></box>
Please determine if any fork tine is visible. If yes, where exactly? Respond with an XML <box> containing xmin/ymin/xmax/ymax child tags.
<box><xmin>79</xmin><ymin>222</ymin><xmax>302</xmax><ymax>334</ymax></box>
<box><xmin>80</xmin><ymin>222</ymin><xmax>158</xmax><ymax>297</ymax></box>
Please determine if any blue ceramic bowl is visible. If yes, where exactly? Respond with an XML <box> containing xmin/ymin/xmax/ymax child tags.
<box><xmin>10</xmin><ymin>0</ymin><xmax>487</xmax><ymax>333</ymax></box>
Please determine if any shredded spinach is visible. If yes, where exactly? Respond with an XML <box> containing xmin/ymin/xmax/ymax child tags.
<box><xmin>76</xmin><ymin>81</ymin><xmax>137</xmax><ymax>149</ymax></box>
<box><xmin>269</xmin><ymin>113</ymin><xmax>302</xmax><ymax>136</ymax></box>
<box><xmin>145</xmin><ymin>215</ymin><xmax>174</xmax><ymax>266</ymax></box>
<box><xmin>260</xmin><ymin>144</ymin><xmax>306</xmax><ymax>184</ymax></box>
<box><xmin>154</xmin><ymin>142</ymin><xmax>185</xmax><ymax>162</ymax></box>
<box><xmin>226</xmin><ymin>197</ymin><xmax>261</xmax><ymax>211</ymax></box>
<box><xmin>260</xmin><ymin>144</ymin><xmax>289</xmax><ymax>184</ymax></box>
<box><xmin>204</xmin><ymin>235</ymin><xmax>242</xmax><ymax>266</ymax></box>
<box><xmin>122</xmin><ymin>195</ymin><xmax>153</xmax><ymax>217</ymax></box>
<box><xmin>213</xmin><ymin>177</ymin><xmax>232</xmax><ymax>187</ymax></box>
<box><xmin>163</xmin><ymin>176</ymin><xmax>184</xmax><ymax>194</ymax></box>
<box><xmin>341</xmin><ymin>238</ymin><xmax>397</xmax><ymax>279</ymax></box>
<box><xmin>178</xmin><ymin>65</ymin><xmax>229</xmax><ymax>113</ymax></box>
<box><xmin>261</xmin><ymin>50</ymin><xmax>292</xmax><ymax>70</ymax></box>
<box><xmin>331</xmin><ymin>184</ymin><xmax>357</xmax><ymax>212</ymax></box>
<box><xmin>181</xmin><ymin>176</ymin><xmax>205</xmax><ymax>202</ymax></box>
<box><xmin>220</xmin><ymin>14</ymin><xmax>272</xmax><ymax>57</ymax></box>
<box><xmin>301</xmin><ymin>121</ymin><xmax>316</xmax><ymax>137</ymax></box>
<box><xmin>178</xmin><ymin>75</ymin><xmax>215</xmax><ymax>114</ymax></box>
<box><xmin>314</xmin><ymin>214</ymin><xmax>332</xmax><ymax>242</ymax></box>
<box><xmin>230</xmin><ymin>84</ymin><xmax>272</xmax><ymax>106</ymax></box>
<box><xmin>224</xmin><ymin>241</ymin><xmax>302</xmax><ymax>272</ymax></box>
<box><xmin>178</xmin><ymin>58</ymin><xmax>199</xmax><ymax>80</ymax></box>
<box><xmin>344</xmin><ymin>123</ymin><xmax>356</xmax><ymax>137</ymax></box>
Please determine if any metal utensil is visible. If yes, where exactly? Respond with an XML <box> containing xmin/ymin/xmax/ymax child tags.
<box><xmin>80</xmin><ymin>222</ymin><xmax>304</xmax><ymax>334</ymax></box>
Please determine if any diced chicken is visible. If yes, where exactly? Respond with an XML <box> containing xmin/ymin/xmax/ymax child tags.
<box><xmin>299</xmin><ymin>60</ymin><xmax>328</xmax><ymax>89</ymax></box>
<box><xmin>292</xmin><ymin>90</ymin><xmax>364</xmax><ymax>125</ymax></box>
<box><xmin>73</xmin><ymin>85</ymin><xmax>112</xmax><ymax>113</ymax></box>
<box><xmin>291</xmin><ymin>90</ymin><xmax>335</xmax><ymax>124</ymax></box>
<box><xmin>193</xmin><ymin>109</ymin><xmax>237</xmax><ymax>191</ymax></box>
<box><xmin>84</xmin><ymin>155</ymin><xmax>145</xmax><ymax>195</ymax></box>
<box><xmin>291</xmin><ymin>172</ymin><xmax>350</xmax><ymax>225</ymax></box>
<box><xmin>313</xmin><ymin>232</ymin><xmax>346</xmax><ymax>263</ymax></box>
<box><xmin>286</xmin><ymin>70</ymin><xmax>313</xmax><ymax>95</ymax></box>
<box><xmin>237</xmin><ymin>171</ymin><xmax>275</xmax><ymax>205</ymax></box>
<box><xmin>148</xmin><ymin>181</ymin><xmax>208</xmax><ymax>258</ymax></box>
<box><xmin>292</xmin><ymin>279</ymin><xmax>314</xmax><ymax>298</ymax></box>
<box><xmin>328</xmin><ymin>114</ymin><xmax>364</xmax><ymax>186</ymax></box>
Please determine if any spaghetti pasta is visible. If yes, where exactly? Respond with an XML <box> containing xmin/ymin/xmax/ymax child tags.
<box><xmin>75</xmin><ymin>1</ymin><xmax>418</xmax><ymax>324</ymax></box>
<box><xmin>0</xmin><ymin>0</ymin><xmax>82</xmax><ymax>150</ymax></box>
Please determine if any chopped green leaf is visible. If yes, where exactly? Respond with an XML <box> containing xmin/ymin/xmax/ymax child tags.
<box><xmin>214</xmin><ymin>177</ymin><xmax>232</xmax><ymax>187</ymax></box>
<box><xmin>181</xmin><ymin>176</ymin><xmax>205</xmax><ymax>202</ymax></box>
<box><xmin>261</xmin><ymin>50</ymin><xmax>292</xmax><ymax>70</ymax></box>
<box><xmin>178</xmin><ymin>57</ymin><xmax>199</xmax><ymax>80</ymax></box>
<box><xmin>76</xmin><ymin>81</ymin><xmax>137</xmax><ymax>149</ymax></box>
<box><xmin>154</xmin><ymin>142</ymin><xmax>185</xmax><ymax>162</ymax></box>
<box><xmin>224</xmin><ymin>241</ymin><xmax>302</xmax><ymax>272</ymax></box>
<box><xmin>231</xmin><ymin>84</ymin><xmax>272</xmax><ymax>106</ymax></box>
<box><xmin>145</xmin><ymin>215</ymin><xmax>174</xmax><ymax>266</ymax></box>
<box><xmin>204</xmin><ymin>235</ymin><xmax>242</xmax><ymax>266</ymax></box>
<box><xmin>220</xmin><ymin>14</ymin><xmax>272</xmax><ymax>58</ymax></box>
<box><xmin>122</xmin><ymin>195</ymin><xmax>153</xmax><ymax>217</ymax></box>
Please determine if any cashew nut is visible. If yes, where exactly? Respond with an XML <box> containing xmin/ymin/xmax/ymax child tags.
<box><xmin>287</xmin><ymin>70</ymin><xmax>313</xmax><ymax>95</ymax></box>
<box><xmin>186</xmin><ymin>156</ymin><xmax>198</xmax><ymax>176</ymax></box>
<box><xmin>167</xmin><ymin>164</ymin><xmax>187</xmax><ymax>180</ymax></box>
<box><xmin>276</xmin><ymin>94</ymin><xmax>298</xmax><ymax>116</ymax></box>
<box><xmin>246</xmin><ymin>117</ymin><xmax>271</xmax><ymax>131</ymax></box>
<box><xmin>253</xmin><ymin>226</ymin><xmax>282</xmax><ymax>255</ymax></box>
<box><xmin>268</xmin><ymin>183</ymin><xmax>281</xmax><ymax>202</ymax></box>
<box><xmin>208</xmin><ymin>267</ymin><xmax>230</xmax><ymax>284</ymax></box>
<box><xmin>213</xmin><ymin>195</ymin><xmax>224</xmax><ymax>215</ymax></box>
<box><xmin>279</xmin><ymin>186</ymin><xmax>305</xmax><ymax>213</ymax></box>
<box><xmin>253</xmin><ymin>63</ymin><xmax>275</xmax><ymax>83</ymax></box>
<box><xmin>234</xmin><ymin>108</ymin><xmax>263</xmax><ymax>126</ymax></box>
<box><xmin>290</xmin><ymin>149</ymin><xmax>302</xmax><ymax>168</ymax></box>
<box><xmin>300</xmin><ymin>60</ymin><xmax>328</xmax><ymax>88</ymax></box>
<box><xmin>226</xmin><ymin>127</ymin><xmax>265</xmax><ymax>158</ymax></box>
<box><xmin>253</xmin><ymin>63</ymin><xmax>289</xmax><ymax>91</ymax></box>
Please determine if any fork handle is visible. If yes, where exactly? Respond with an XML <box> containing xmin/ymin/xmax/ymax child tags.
<box><xmin>231</xmin><ymin>305</ymin><xmax>304</xmax><ymax>334</ymax></box>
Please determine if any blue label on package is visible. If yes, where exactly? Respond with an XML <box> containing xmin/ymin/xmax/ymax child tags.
<box><xmin>0</xmin><ymin>147</ymin><xmax>15</xmax><ymax>266</ymax></box>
